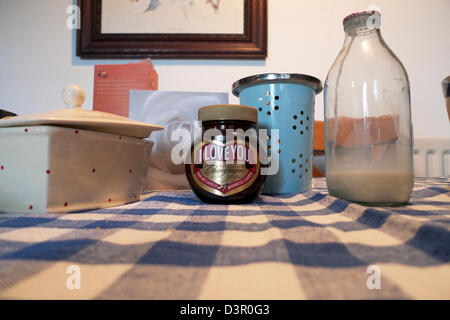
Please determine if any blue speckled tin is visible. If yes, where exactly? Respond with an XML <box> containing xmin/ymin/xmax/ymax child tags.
<box><xmin>232</xmin><ymin>73</ymin><xmax>322</xmax><ymax>195</ymax></box>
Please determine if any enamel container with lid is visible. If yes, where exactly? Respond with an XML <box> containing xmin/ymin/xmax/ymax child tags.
<box><xmin>0</xmin><ymin>85</ymin><xmax>162</xmax><ymax>213</ymax></box>
<box><xmin>232</xmin><ymin>73</ymin><xmax>323</xmax><ymax>195</ymax></box>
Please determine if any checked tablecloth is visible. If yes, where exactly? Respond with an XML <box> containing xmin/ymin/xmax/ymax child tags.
<box><xmin>0</xmin><ymin>178</ymin><xmax>448</xmax><ymax>300</ymax></box>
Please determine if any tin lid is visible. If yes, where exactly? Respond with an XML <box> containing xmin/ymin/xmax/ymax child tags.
<box><xmin>198</xmin><ymin>104</ymin><xmax>258</xmax><ymax>123</ymax></box>
<box><xmin>343</xmin><ymin>10</ymin><xmax>381</xmax><ymax>32</ymax></box>
<box><xmin>0</xmin><ymin>85</ymin><xmax>163</xmax><ymax>138</ymax></box>
<box><xmin>232</xmin><ymin>73</ymin><xmax>323</xmax><ymax>97</ymax></box>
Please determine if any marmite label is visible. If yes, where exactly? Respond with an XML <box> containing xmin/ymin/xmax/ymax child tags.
<box><xmin>190</xmin><ymin>140</ymin><xmax>260</xmax><ymax>196</ymax></box>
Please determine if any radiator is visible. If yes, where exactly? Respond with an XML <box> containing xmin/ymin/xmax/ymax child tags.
<box><xmin>413</xmin><ymin>137</ymin><xmax>450</xmax><ymax>177</ymax></box>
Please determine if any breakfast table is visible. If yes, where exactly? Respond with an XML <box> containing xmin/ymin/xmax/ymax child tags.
<box><xmin>0</xmin><ymin>177</ymin><xmax>448</xmax><ymax>300</ymax></box>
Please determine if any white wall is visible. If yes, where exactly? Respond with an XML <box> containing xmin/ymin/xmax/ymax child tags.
<box><xmin>0</xmin><ymin>0</ymin><xmax>449</xmax><ymax>137</ymax></box>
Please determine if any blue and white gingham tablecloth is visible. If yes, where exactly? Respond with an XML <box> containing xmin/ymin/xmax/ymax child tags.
<box><xmin>0</xmin><ymin>178</ymin><xmax>448</xmax><ymax>299</ymax></box>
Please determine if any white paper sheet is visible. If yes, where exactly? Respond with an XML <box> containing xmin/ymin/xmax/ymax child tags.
<box><xmin>129</xmin><ymin>90</ymin><xmax>228</xmax><ymax>191</ymax></box>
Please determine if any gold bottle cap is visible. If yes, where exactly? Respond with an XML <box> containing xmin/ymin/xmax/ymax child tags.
<box><xmin>198</xmin><ymin>104</ymin><xmax>258</xmax><ymax>123</ymax></box>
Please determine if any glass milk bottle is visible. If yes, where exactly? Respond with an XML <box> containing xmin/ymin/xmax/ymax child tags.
<box><xmin>324</xmin><ymin>11</ymin><xmax>414</xmax><ymax>205</ymax></box>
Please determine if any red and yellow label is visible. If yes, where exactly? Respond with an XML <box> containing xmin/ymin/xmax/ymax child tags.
<box><xmin>190</xmin><ymin>141</ymin><xmax>260</xmax><ymax>196</ymax></box>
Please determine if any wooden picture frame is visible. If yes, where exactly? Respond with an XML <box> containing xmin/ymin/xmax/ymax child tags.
<box><xmin>77</xmin><ymin>0</ymin><xmax>267</xmax><ymax>59</ymax></box>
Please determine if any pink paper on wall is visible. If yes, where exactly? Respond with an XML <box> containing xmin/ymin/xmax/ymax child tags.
<box><xmin>93</xmin><ymin>59</ymin><xmax>158</xmax><ymax>117</ymax></box>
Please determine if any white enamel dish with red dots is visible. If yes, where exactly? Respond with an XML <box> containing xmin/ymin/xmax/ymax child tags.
<box><xmin>0</xmin><ymin>85</ymin><xmax>163</xmax><ymax>213</ymax></box>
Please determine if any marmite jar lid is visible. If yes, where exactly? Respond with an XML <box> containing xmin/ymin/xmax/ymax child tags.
<box><xmin>198</xmin><ymin>104</ymin><xmax>258</xmax><ymax>123</ymax></box>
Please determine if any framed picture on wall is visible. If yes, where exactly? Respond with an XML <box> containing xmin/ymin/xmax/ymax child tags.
<box><xmin>77</xmin><ymin>0</ymin><xmax>267</xmax><ymax>59</ymax></box>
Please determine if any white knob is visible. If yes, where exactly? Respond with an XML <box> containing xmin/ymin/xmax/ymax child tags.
<box><xmin>62</xmin><ymin>84</ymin><xmax>85</xmax><ymax>109</ymax></box>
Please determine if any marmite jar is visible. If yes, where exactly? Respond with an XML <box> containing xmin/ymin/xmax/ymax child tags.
<box><xmin>185</xmin><ymin>104</ymin><xmax>266</xmax><ymax>204</ymax></box>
